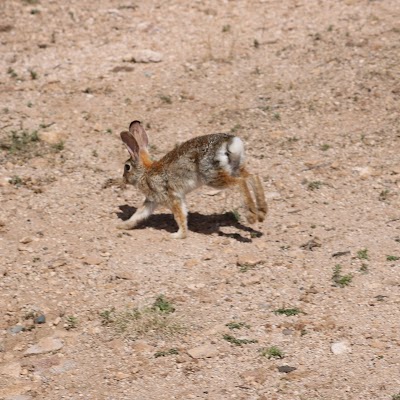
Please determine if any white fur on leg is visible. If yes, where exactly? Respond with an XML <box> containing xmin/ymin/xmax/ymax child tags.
<box><xmin>117</xmin><ymin>200</ymin><xmax>157</xmax><ymax>230</ymax></box>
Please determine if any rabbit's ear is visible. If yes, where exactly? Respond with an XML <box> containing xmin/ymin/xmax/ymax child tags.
<box><xmin>121</xmin><ymin>131</ymin><xmax>139</xmax><ymax>159</ymax></box>
<box><xmin>129</xmin><ymin>120</ymin><xmax>149</xmax><ymax>149</ymax></box>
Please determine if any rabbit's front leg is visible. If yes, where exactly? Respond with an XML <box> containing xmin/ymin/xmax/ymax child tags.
<box><xmin>117</xmin><ymin>199</ymin><xmax>157</xmax><ymax>230</ymax></box>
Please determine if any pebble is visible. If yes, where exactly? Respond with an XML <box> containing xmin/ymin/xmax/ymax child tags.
<box><xmin>236</xmin><ymin>254</ymin><xmax>264</xmax><ymax>267</ymax></box>
<box><xmin>17</xmin><ymin>245</ymin><xmax>33</xmax><ymax>253</ymax></box>
<box><xmin>9</xmin><ymin>325</ymin><xmax>24</xmax><ymax>334</ymax></box>
<box><xmin>331</xmin><ymin>340</ymin><xmax>352</xmax><ymax>355</ymax></box>
<box><xmin>49</xmin><ymin>258</ymin><xmax>68</xmax><ymax>269</ymax></box>
<box><xmin>354</xmin><ymin>166</ymin><xmax>374</xmax><ymax>180</ymax></box>
<box><xmin>115</xmin><ymin>270</ymin><xmax>136</xmax><ymax>280</ymax></box>
<box><xmin>187</xmin><ymin>344</ymin><xmax>219</xmax><ymax>359</ymax></box>
<box><xmin>125</xmin><ymin>49</ymin><xmax>163</xmax><ymax>63</ymax></box>
<box><xmin>24</xmin><ymin>337</ymin><xmax>64</xmax><ymax>355</ymax></box>
<box><xmin>34</xmin><ymin>315</ymin><xmax>46</xmax><ymax>324</ymax></box>
<box><xmin>278</xmin><ymin>365</ymin><xmax>297</xmax><ymax>373</ymax></box>
<box><xmin>19</xmin><ymin>237</ymin><xmax>33</xmax><ymax>244</ymax></box>
<box><xmin>83</xmin><ymin>255</ymin><xmax>103</xmax><ymax>265</ymax></box>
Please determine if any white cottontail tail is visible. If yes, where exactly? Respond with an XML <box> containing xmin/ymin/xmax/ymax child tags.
<box><xmin>118</xmin><ymin>120</ymin><xmax>267</xmax><ymax>239</ymax></box>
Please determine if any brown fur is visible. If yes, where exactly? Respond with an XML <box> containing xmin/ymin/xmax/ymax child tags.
<box><xmin>118</xmin><ymin>121</ymin><xmax>266</xmax><ymax>238</ymax></box>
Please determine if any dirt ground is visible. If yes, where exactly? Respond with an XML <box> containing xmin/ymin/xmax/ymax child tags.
<box><xmin>1</xmin><ymin>0</ymin><xmax>399</xmax><ymax>399</ymax></box>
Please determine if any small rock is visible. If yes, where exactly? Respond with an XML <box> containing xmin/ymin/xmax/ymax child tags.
<box><xmin>17</xmin><ymin>245</ymin><xmax>33</xmax><ymax>253</ymax></box>
<box><xmin>205</xmin><ymin>189</ymin><xmax>222</xmax><ymax>196</ymax></box>
<box><xmin>331</xmin><ymin>340</ymin><xmax>352</xmax><ymax>355</ymax></box>
<box><xmin>278</xmin><ymin>365</ymin><xmax>297</xmax><ymax>373</ymax></box>
<box><xmin>37</xmin><ymin>131</ymin><xmax>66</xmax><ymax>145</ymax></box>
<box><xmin>111</xmin><ymin>65</ymin><xmax>134</xmax><ymax>73</ymax></box>
<box><xmin>355</xmin><ymin>166</ymin><xmax>374</xmax><ymax>180</ymax></box>
<box><xmin>282</xmin><ymin>328</ymin><xmax>293</xmax><ymax>336</ymax></box>
<box><xmin>9</xmin><ymin>325</ymin><xmax>24</xmax><ymax>334</ymax></box>
<box><xmin>19</xmin><ymin>237</ymin><xmax>33</xmax><ymax>244</ymax></box>
<box><xmin>34</xmin><ymin>315</ymin><xmax>46</xmax><ymax>324</ymax></box>
<box><xmin>24</xmin><ymin>337</ymin><xmax>63</xmax><ymax>355</ymax></box>
<box><xmin>83</xmin><ymin>255</ymin><xmax>103</xmax><ymax>265</ymax></box>
<box><xmin>49</xmin><ymin>258</ymin><xmax>68</xmax><ymax>269</ymax></box>
<box><xmin>237</xmin><ymin>254</ymin><xmax>264</xmax><ymax>267</ymax></box>
<box><xmin>115</xmin><ymin>270</ymin><xmax>135</xmax><ymax>280</ymax></box>
<box><xmin>300</xmin><ymin>237</ymin><xmax>321</xmax><ymax>251</ymax></box>
<box><xmin>125</xmin><ymin>49</ymin><xmax>163</xmax><ymax>63</ymax></box>
<box><xmin>187</xmin><ymin>344</ymin><xmax>219</xmax><ymax>359</ymax></box>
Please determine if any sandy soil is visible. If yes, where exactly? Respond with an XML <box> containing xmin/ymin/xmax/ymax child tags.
<box><xmin>1</xmin><ymin>0</ymin><xmax>399</xmax><ymax>399</ymax></box>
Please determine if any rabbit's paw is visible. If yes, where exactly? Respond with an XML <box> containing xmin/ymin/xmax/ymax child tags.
<box><xmin>116</xmin><ymin>221</ymin><xmax>136</xmax><ymax>230</ymax></box>
<box><xmin>170</xmin><ymin>230</ymin><xmax>187</xmax><ymax>239</ymax></box>
<box><xmin>257</xmin><ymin>209</ymin><xmax>267</xmax><ymax>222</ymax></box>
<box><xmin>246</xmin><ymin>211</ymin><xmax>258</xmax><ymax>224</ymax></box>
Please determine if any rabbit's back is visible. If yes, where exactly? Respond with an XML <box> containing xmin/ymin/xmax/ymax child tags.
<box><xmin>152</xmin><ymin>133</ymin><xmax>245</xmax><ymax>191</ymax></box>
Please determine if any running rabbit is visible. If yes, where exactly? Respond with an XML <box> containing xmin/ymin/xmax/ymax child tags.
<box><xmin>118</xmin><ymin>120</ymin><xmax>267</xmax><ymax>239</ymax></box>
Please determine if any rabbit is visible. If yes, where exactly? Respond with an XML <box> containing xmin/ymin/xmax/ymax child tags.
<box><xmin>117</xmin><ymin>120</ymin><xmax>267</xmax><ymax>239</ymax></box>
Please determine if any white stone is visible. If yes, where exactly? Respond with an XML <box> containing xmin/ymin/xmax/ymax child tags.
<box><xmin>331</xmin><ymin>340</ymin><xmax>352</xmax><ymax>355</ymax></box>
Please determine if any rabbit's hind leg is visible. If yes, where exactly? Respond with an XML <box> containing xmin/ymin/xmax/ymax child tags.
<box><xmin>208</xmin><ymin>169</ymin><xmax>258</xmax><ymax>224</ymax></box>
<box><xmin>248</xmin><ymin>174</ymin><xmax>267</xmax><ymax>222</ymax></box>
<box><xmin>237</xmin><ymin>176</ymin><xmax>258</xmax><ymax>224</ymax></box>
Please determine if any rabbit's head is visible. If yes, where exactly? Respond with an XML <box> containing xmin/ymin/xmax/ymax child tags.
<box><xmin>120</xmin><ymin>121</ymin><xmax>151</xmax><ymax>186</ymax></box>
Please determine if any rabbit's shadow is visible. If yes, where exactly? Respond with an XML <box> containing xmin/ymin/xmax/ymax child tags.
<box><xmin>117</xmin><ymin>205</ymin><xmax>263</xmax><ymax>243</ymax></box>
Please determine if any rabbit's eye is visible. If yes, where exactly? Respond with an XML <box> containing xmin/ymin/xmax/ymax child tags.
<box><xmin>124</xmin><ymin>163</ymin><xmax>131</xmax><ymax>171</ymax></box>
